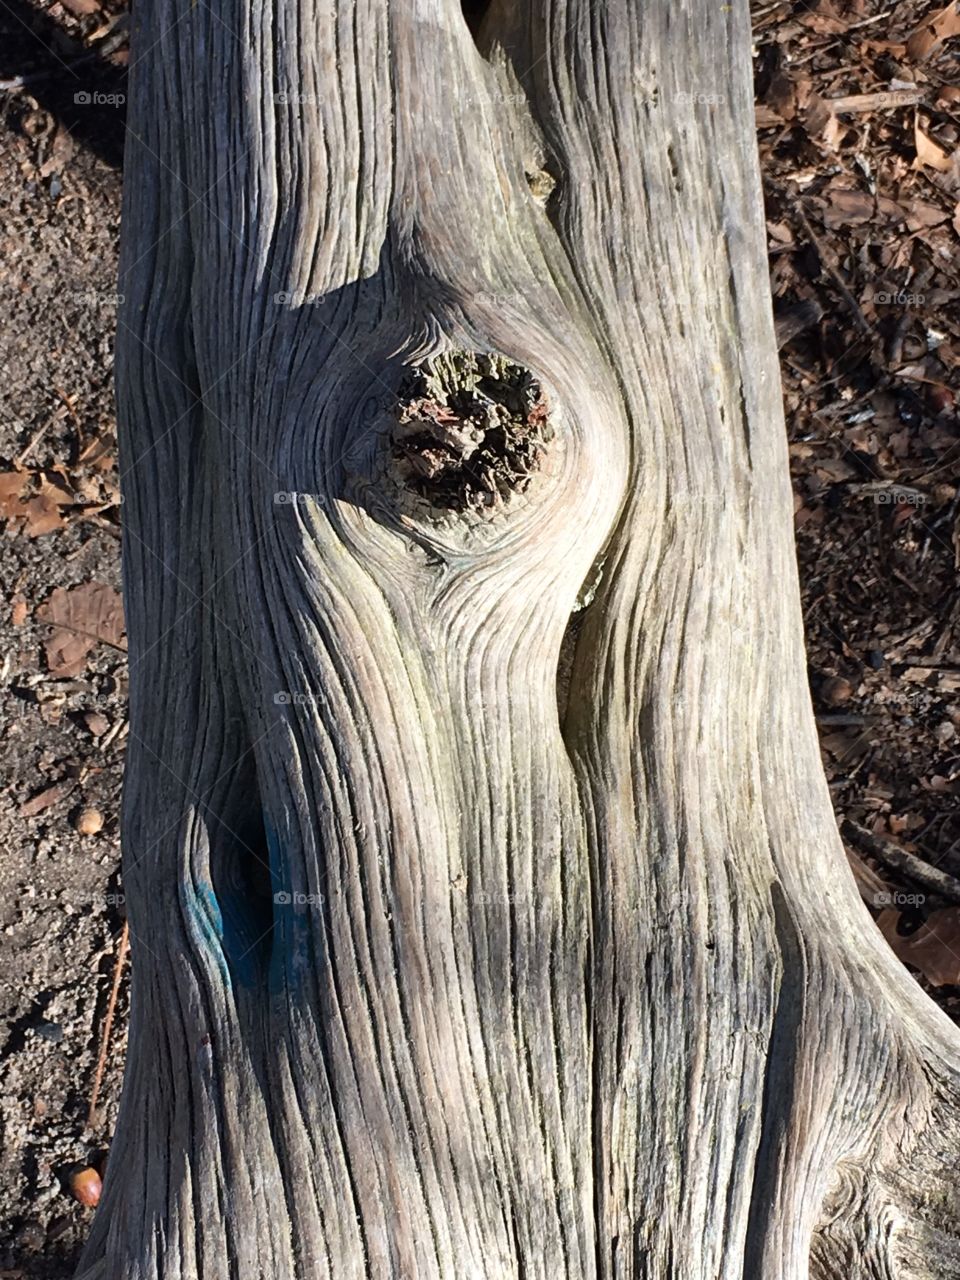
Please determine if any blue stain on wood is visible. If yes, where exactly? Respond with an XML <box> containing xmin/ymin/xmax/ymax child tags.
<box><xmin>265</xmin><ymin>815</ymin><xmax>313</xmax><ymax>996</ymax></box>
<box><xmin>186</xmin><ymin>881</ymin><xmax>232</xmax><ymax>986</ymax></box>
<box><xmin>188</xmin><ymin>855</ymin><xmax>273</xmax><ymax>991</ymax></box>
<box><xmin>217</xmin><ymin>878</ymin><xmax>267</xmax><ymax>989</ymax></box>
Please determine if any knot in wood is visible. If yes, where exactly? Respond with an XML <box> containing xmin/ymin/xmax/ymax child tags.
<box><xmin>389</xmin><ymin>351</ymin><xmax>553</xmax><ymax>514</ymax></box>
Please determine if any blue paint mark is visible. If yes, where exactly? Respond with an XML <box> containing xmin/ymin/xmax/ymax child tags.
<box><xmin>218</xmin><ymin>881</ymin><xmax>267</xmax><ymax>989</ymax></box>
<box><xmin>265</xmin><ymin>815</ymin><xmax>314</xmax><ymax>997</ymax></box>
<box><xmin>185</xmin><ymin>883</ymin><xmax>232</xmax><ymax>986</ymax></box>
<box><xmin>187</xmin><ymin>859</ymin><xmax>271</xmax><ymax>991</ymax></box>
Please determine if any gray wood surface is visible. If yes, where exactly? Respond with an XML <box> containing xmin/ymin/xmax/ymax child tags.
<box><xmin>77</xmin><ymin>1</ymin><xmax>960</xmax><ymax>1276</ymax></box>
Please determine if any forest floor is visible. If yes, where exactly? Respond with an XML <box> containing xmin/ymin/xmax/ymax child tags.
<box><xmin>0</xmin><ymin>0</ymin><xmax>958</xmax><ymax>1273</ymax></box>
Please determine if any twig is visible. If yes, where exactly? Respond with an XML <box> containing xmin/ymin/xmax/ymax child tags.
<box><xmin>87</xmin><ymin>921</ymin><xmax>129</xmax><ymax>1130</ymax></box>
<box><xmin>792</xmin><ymin>200</ymin><xmax>874</xmax><ymax>338</ymax></box>
<box><xmin>827</xmin><ymin>90</ymin><xmax>922</xmax><ymax>114</ymax></box>
<box><xmin>14</xmin><ymin>414</ymin><xmax>58</xmax><ymax>467</ymax></box>
<box><xmin>816</xmin><ymin>714</ymin><xmax>874</xmax><ymax>726</ymax></box>
<box><xmin>841</xmin><ymin>820</ymin><xmax>960</xmax><ymax>906</ymax></box>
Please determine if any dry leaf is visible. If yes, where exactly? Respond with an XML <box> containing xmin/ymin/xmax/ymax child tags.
<box><xmin>914</xmin><ymin>116</ymin><xmax>956</xmax><ymax>172</ymax></box>
<box><xmin>905</xmin><ymin>200</ymin><xmax>950</xmax><ymax>230</ymax></box>
<box><xmin>11</xmin><ymin>599</ymin><xmax>27</xmax><ymax>627</ymax></box>
<box><xmin>38</xmin><ymin>127</ymin><xmax>75</xmax><ymax>179</ymax></box>
<box><xmin>797</xmin><ymin>12</ymin><xmax>849</xmax><ymax>34</ymax></box>
<box><xmin>906</xmin><ymin>1</ymin><xmax>960</xmax><ymax>62</ymax></box>
<box><xmin>766</xmin><ymin>72</ymin><xmax>800</xmax><ymax>121</ymax></box>
<box><xmin>0</xmin><ymin>470</ymin><xmax>28</xmax><ymax>511</ymax></box>
<box><xmin>878</xmin><ymin>907</ymin><xmax>960</xmax><ymax>986</ymax></box>
<box><xmin>823</xmin><ymin>188</ymin><xmax>874</xmax><ymax>227</ymax></box>
<box><xmin>37</xmin><ymin>582</ymin><xmax>126</xmax><ymax>677</ymax></box>
<box><xmin>803</xmin><ymin>91</ymin><xmax>834</xmax><ymax>138</ymax></box>
<box><xmin>20</xmin><ymin>493</ymin><xmax>64</xmax><ymax>536</ymax></box>
<box><xmin>756</xmin><ymin>104</ymin><xmax>784</xmax><ymax>129</ymax></box>
<box><xmin>877</xmin><ymin>195</ymin><xmax>909</xmax><ymax>222</ymax></box>
<box><xmin>0</xmin><ymin>470</ymin><xmax>74</xmax><ymax>536</ymax></box>
<box><xmin>820</xmin><ymin>111</ymin><xmax>844</xmax><ymax>152</ymax></box>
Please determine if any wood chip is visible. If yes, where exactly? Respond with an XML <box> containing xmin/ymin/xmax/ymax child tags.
<box><xmin>913</xmin><ymin>115</ymin><xmax>956</xmax><ymax>172</ymax></box>
<box><xmin>19</xmin><ymin>780</ymin><xmax>76</xmax><ymax>818</ymax></box>
<box><xmin>828</xmin><ymin>89</ymin><xmax>923</xmax><ymax>114</ymax></box>
<box><xmin>906</xmin><ymin>1</ymin><xmax>960</xmax><ymax>62</ymax></box>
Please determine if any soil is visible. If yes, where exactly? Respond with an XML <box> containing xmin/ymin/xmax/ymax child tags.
<box><xmin>0</xmin><ymin>0</ymin><xmax>958</xmax><ymax>1273</ymax></box>
<box><xmin>0</xmin><ymin>4</ymin><xmax>126</xmax><ymax>1273</ymax></box>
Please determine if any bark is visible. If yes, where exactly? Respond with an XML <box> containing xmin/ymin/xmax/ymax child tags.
<box><xmin>79</xmin><ymin>1</ymin><xmax>960</xmax><ymax>1277</ymax></box>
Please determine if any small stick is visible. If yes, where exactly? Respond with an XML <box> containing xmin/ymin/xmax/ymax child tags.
<box><xmin>14</xmin><ymin>414</ymin><xmax>58</xmax><ymax>467</ymax></box>
<box><xmin>792</xmin><ymin>201</ymin><xmax>874</xmax><ymax>338</ymax></box>
<box><xmin>841</xmin><ymin>820</ymin><xmax>960</xmax><ymax>906</ymax></box>
<box><xmin>87</xmin><ymin>921</ymin><xmax>129</xmax><ymax>1130</ymax></box>
<box><xmin>827</xmin><ymin>90</ymin><xmax>923</xmax><ymax>114</ymax></box>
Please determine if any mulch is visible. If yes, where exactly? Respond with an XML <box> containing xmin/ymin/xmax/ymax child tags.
<box><xmin>753</xmin><ymin>0</ymin><xmax>960</xmax><ymax>1008</ymax></box>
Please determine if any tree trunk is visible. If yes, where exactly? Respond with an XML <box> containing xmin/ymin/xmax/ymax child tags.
<box><xmin>79</xmin><ymin>1</ymin><xmax>960</xmax><ymax>1277</ymax></box>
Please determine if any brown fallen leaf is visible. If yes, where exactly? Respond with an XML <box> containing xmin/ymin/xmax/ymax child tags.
<box><xmin>19</xmin><ymin>780</ymin><xmax>76</xmax><ymax>818</ymax></box>
<box><xmin>37</xmin><ymin>583</ymin><xmax>126</xmax><ymax>677</ymax></box>
<box><xmin>906</xmin><ymin>0</ymin><xmax>960</xmax><ymax>62</ymax></box>
<box><xmin>38</xmin><ymin>126</ymin><xmax>75</xmax><ymax>179</ymax></box>
<box><xmin>822</xmin><ymin>188</ymin><xmax>874</xmax><ymax>228</ymax></box>
<box><xmin>878</xmin><ymin>907</ymin><xmax>960</xmax><ymax>986</ymax></box>
<box><xmin>905</xmin><ymin>200</ymin><xmax>950</xmax><ymax>230</ymax></box>
<box><xmin>11</xmin><ymin>599</ymin><xmax>27</xmax><ymax>626</ymax></box>
<box><xmin>0</xmin><ymin>469</ymin><xmax>28</xmax><ymax>511</ymax></box>
<box><xmin>914</xmin><ymin>115</ymin><xmax>956</xmax><ymax>172</ymax></box>
<box><xmin>0</xmin><ymin>470</ymin><xmax>75</xmax><ymax>536</ymax></box>
<box><xmin>765</xmin><ymin>72</ymin><xmax>802</xmax><ymax>122</ymax></box>
<box><xmin>797</xmin><ymin>12</ymin><xmax>849</xmax><ymax>34</ymax></box>
<box><xmin>20</xmin><ymin>492</ymin><xmax>63</xmax><ymax>536</ymax></box>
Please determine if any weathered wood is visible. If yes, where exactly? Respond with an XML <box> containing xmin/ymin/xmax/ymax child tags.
<box><xmin>78</xmin><ymin>1</ymin><xmax>960</xmax><ymax>1277</ymax></box>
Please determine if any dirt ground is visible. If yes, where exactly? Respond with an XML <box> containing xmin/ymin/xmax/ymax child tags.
<box><xmin>0</xmin><ymin>0</ymin><xmax>958</xmax><ymax>1273</ymax></box>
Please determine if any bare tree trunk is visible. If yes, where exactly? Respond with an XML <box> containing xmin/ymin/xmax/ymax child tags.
<box><xmin>79</xmin><ymin>1</ymin><xmax>960</xmax><ymax>1277</ymax></box>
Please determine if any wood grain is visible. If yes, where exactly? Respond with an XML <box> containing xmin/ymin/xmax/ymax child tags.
<box><xmin>77</xmin><ymin>1</ymin><xmax>960</xmax><ymax>1277</ymax></box>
